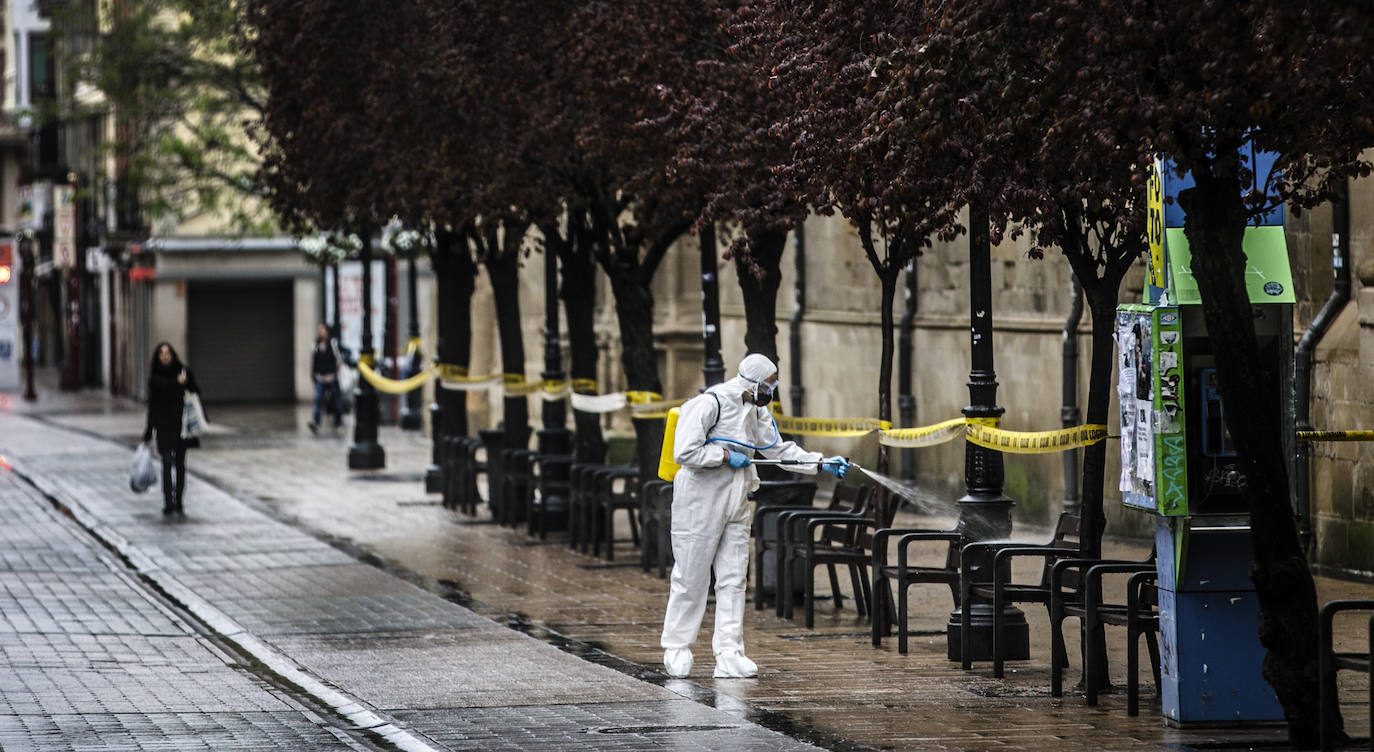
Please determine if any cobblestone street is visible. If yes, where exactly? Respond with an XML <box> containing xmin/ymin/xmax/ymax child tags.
<box><xmin>2</xmin><ymin>390</ymin><xmax>1372</xmax><ymax>750</ymax></box>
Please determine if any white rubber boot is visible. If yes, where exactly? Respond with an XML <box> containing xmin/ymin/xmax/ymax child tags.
<box><xmin>664</xmin><ymin>648</ymin><xmax>693</xmax><ymax>678</ymax></box>
<box><xmin>712</xmin><ymin>651</ymin><xmax>758</xmax><ymax>678</ymax></box>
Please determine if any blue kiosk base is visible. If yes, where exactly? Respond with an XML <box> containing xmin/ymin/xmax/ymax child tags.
<box><xmin>1155</xmin><ymin>516</ymin><xmax>1284</xmax><ymax>726</ymax></box>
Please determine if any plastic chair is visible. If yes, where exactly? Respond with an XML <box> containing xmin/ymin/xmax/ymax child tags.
<box><xmin>772</xmin><ymin>484</ymin><xmax>870</xmax><ymax>618</ymax></box>
<box><xmin>871</xmin><ymin>525</ymin><xmax>963</xmax><ymax>653</ymax></box>
<box><xmin>527</xmin><ymin>453</ymin><xmax>572</xmax><ymax>539</ymax></box>
<box><xmin>781</xmin><ymin>487</ymin><xmax>896</xmax><ymax>628</ymax></box>
<box><xmin>592</xmin><ymin>465</ymin><xmax>640</xmax><ymax>560</ymax></box>
<box><xmin>748</xmin><ymin>480</ymin><xmax>821</xmax><ymax>609</ymax></box>
<box><xmin>1049</xmin><ymin>556</ymin><xmax>1160</xmax><ymax>714</ymax></box>
<box><xmin>1318</xmin><ymin>599</ymin><xmax>1374</xmax><ymax>752</ymax></box>
<box><xmin>959</xmin><ymin>512</ymin><xmax>1081</xmax><ymax>675</ymax></box>
<box><xmin>639</xmin><ymin>480</ymin><xmax>673</xmax><ymax>578</ymax></box>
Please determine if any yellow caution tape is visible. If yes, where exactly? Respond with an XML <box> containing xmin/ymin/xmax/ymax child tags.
<box><xmin>436</xmin><ymin>364</ymin><xmax>500</xmax><ymax>391</ymax></box>
<box><xmin>436</xmin><ymin>364</ymin><xmax>489</xmax><ymax>382</ymax></box>
<box><xmin>879</xmin><ymin>417</ymin><xmax>970</xmax><ymax>448</ymax></box>
<box><xmin>964</xmin><ymin>422</ymin><xmax>1109</xmax><ymax>454</ymax></box>
<box><xmin>774</xmin><ymin>416</ymin><xmax>891</xmax><ymax>437</ymax></box>
<box><xmin>500</xmin><ymin>373</ymin><xmax>543</xmax><ymax>397</ymax></box>
<box><xmin>356</xmin><ymin>361</ymin><xmax>437</xmax><ymax>395</ymax></box>
<box><xmin>631</xmin><ymin>397</ymin><xmax>688</xmax><ymax>419</ymax></box>
<box><xmin>422</xmin><ymin>356</ymin><xmax>1115</xmax><ymax>454</ymax></box>
<box><xmin>1297</xmin><ymin>430</ymin><xmax>1374</xmax><ymax>442</ymax></box>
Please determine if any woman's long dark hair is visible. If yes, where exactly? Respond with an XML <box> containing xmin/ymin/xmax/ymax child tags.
<box><xmin>150</xmin><ymin>342</ymin><xmax>185</xmax><ymax>374</ymax></box>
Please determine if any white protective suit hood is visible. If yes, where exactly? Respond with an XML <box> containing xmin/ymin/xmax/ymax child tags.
<box><xmin>733</xmin><ymin>353</ymin><xmax>777</xmax><ymax>405</ymax></box>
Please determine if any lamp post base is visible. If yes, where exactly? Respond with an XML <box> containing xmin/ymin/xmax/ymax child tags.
<box><xmin>946</xmin><ymin>603</ymin><xmax>1029</xmax><ymax>663</ymax></box>
<box><xmin>399</xmin><ymin>407</ymin><xmax>424</xmax><ymax>431</ymax></box>
<box><xmin>348</xmin><ymin>442</ymin><xmax>386</xmax><ymax>470</ymax></box>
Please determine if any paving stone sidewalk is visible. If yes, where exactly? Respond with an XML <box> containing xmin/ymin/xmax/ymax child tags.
<box><xmin>10</xmin><ymin>390</ymin><xmax>1374</xmax><ymax>750</ymax></box>
<box><xmin>0</xmin><ymin>407</ymin><xmax>823</xmax><ymax>752</ymax></box>
<box><xmin>0</xmin><ymin>456</ymin><xmax>366</xmax><ymax>750</ymax></box>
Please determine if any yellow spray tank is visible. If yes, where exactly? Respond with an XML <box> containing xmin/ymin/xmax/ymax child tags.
<box><xmin>657</xmin><ymin>407</ymin><xmax>682</xmax><ymax>482</ymax></box>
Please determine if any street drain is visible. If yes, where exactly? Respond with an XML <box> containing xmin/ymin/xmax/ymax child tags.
<box><xmin>1168</xmin><ymin>741</ymin><xmax>1294</xmax><ymax>750</ymax></box>
<box><xmin>595</xmin><ymin>724</ymin><xmax>737</xmax><ymax>735</ymax></box>
<box><xmin>776</xmin><ymin>631</ymin><xmax>883</xmax><ymax>641</ymax></box>
<box><xmin>963</xmin><ymin>685</ymin><xmax>1049</xmax><ymax>698</ymax></box>
<box><xmin>395</xmin><ymin>499</ymin><xmax>442</xmax><ymax>506</ymax></box>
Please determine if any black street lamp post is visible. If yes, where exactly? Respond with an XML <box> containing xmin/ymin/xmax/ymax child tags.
<box><xmin>699</xmin><ymin>224</ymin><xmax>725</xmax><ymax>386</ymax></box>
<box><xmin>19</xmin><ymin>240</ymin><xmax>36</xmax><ymax>402</ymax></box>
<box><xmin>536</xmin><ymin>249</ymin><xmax>571</xmax><ymax>528</ymax></box>
<box><xmin>400</xmin><ymin>256</ymin><xmax>424</xmax><ymax>430</ymax></box>
<box><xmin>946</xmin><ymin>202</ymin><xmax>1027</xmax><ymax>662</ymax></box>
<box><xmin>788</xmin><ymin>224</ymin><xmax>806</xmax><ymax>416</ymax></box>
<box><xmin>384</xmin><ymin>256</ymin><xmax>399</xmax><ymax>425</ymax></box>
<box><xmin>898</xmin><ymin>259</ymin><xmax>918</xmax><ymax>480</ymax></box>
<box><xmin>348</xmin><ymin>234</ymin><xmax>386</xmax><ymax>470</ymax></box>
<box><xmin>330</xmin><ymin>264</ymin><xmax>342</xmax><ymax>340</ymax></box>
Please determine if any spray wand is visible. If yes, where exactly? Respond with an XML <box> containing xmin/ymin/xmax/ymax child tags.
<box><xmin>749</xmin><ymin>458</ymin><xmax>863</xmax><ymax>473</ymax></box>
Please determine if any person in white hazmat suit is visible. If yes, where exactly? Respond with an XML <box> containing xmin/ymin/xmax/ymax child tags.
<box><xmin>661</xmin><ymin>353</ymin><xmax>849</xmax><ymax>679</ymax></box>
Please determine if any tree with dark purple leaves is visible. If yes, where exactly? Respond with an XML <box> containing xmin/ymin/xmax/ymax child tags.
<box><xmin>648</xmin><ymin>0</ymin><xmax>810</xmax><ymax>363</ymax></box>
<box><xmin>853</xmin><ymin>1</ymin><xmax>1149</xmax><ymax>562</ymax></box>
<box><xmin>737</xmin><ymin>1</ymin><xmax>967</xmax><ymax>475</ymax></box>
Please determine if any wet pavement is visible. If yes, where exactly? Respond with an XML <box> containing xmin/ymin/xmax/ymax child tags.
<box><xmin>2</xmin><ymin>384</ymin><xmax>1372</xmax><ymax>750</ymax></box>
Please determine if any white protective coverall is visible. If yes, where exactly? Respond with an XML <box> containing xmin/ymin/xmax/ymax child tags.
<box><xmin>661</xmin><ymin>354</ymin><xmax>821</xmax><ymax>678</ymax></box>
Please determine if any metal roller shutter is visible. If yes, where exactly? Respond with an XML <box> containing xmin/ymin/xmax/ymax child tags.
<box><xmin>187</xmin><ymin>281</ymin><xmax>294</xmax><ymax>403</ymax></box>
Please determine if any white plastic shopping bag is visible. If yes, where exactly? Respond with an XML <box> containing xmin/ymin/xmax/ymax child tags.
<box><xmin>130</xmin><ymin>444</ymin><xmax>158</xmax><ymax>493</ymax></box>
<box><xmin>181</xmin><ymin>392</ymin><xmax>208</xmax><ymax>439</ymax></box>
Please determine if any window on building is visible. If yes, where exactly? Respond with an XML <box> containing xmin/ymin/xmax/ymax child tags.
<box><xmin>29</xmin><ymin>34</ymin><xmax>53</xmax><ymax>100</ymax></box>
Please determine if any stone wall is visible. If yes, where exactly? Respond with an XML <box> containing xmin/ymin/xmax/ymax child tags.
<box><xmin>1309</xmin><ymin>173</ymin><xmax>1374</xmax><ymax>577</ymax></box>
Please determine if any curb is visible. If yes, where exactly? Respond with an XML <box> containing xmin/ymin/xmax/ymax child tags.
<box><xmin>10</xmin><ymin>456</ymin><xmax>445</xmax><ymax>752</ymax></box>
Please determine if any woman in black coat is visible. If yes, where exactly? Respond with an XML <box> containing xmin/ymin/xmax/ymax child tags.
<box><xmin>141</xmin><ymin>342</ymin><xmax>201</xmax><ymax>516</ymax></box>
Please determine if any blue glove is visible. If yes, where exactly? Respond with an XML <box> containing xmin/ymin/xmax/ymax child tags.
<box><xmin>726</xmin><ymin>450</ymin><xmax>752</xmax><ymax>469</ymax></box>
<box><xmin>821</xmin><ymin>456</ymin><xmax>850</xmax><ymax>479</ymax></box>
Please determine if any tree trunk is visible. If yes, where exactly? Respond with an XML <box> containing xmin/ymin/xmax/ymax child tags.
<box><xmin>735</xmin><ymin>227</ymin><xmax>786</xmax><ymax>362</ymax></box>
<box><xmin>603</xmin><ymin>262</ymin><xmax>664</xmax><ymax>486</ymax></box>
<box><xmin>1073</xmin><ymin>282</ymin><xmax>1123</xmax><ymax>691</ymax></box>
<box><xmin>433</xmin><ymin>231</ymin><xmax>475</xmax><ymax>439</ymax></box>
<box><xmin>484</xmin><ymin>250</ymin><xmax>530</xmax><ymax>446</ymax></box>
<box><xmin>604</xmin><ymin>265</ymin><xmax>663</xmax><ymax>395</ymax></box>
<box><xmin>1077</xmin><ymin>289</ymin><xmax>1119</xmax><ymax>560</ymax></box>
<box><xmin>875</xmin><ymin>268</ymin><xmax>897</xmax><ymax>480</ymax></box>
<box><xmin>1181</xmin><ymin>173</ymin><xmax>1327</xmax><ymax>748</ymax></box>
<box><xmin>561</xmin><ymin>226</ymin><xmax>607</xmax><ymax>463</ymax></box>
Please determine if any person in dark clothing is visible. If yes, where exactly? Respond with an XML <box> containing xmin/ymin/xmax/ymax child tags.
<box><xmin>309</xmin><ymin>323</ymin><xmax>345</xmax><ymax>434</ymax></box>
<box><xmin>141</xmin><ymin>342</ymin><xmax>201</xmax><ymax>516</ymax></box>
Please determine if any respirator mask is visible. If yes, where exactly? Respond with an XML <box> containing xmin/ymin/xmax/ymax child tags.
<box><xmin>751</xmin><ymin>380</ymin><xmax>776</xmax><ymax>407</ymax></box>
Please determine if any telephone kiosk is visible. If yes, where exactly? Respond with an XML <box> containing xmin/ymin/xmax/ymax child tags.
<box><xmin>1117</xmin><ymin>152</ymin><xmax>1293</xmax><ymax>725</ymax></box>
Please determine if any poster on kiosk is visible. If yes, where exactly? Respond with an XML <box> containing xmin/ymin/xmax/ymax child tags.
<box><xmin>1117</xmin><ymin>151</ymin><xmax>1291</xmax><ymax>726</ymax></box>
